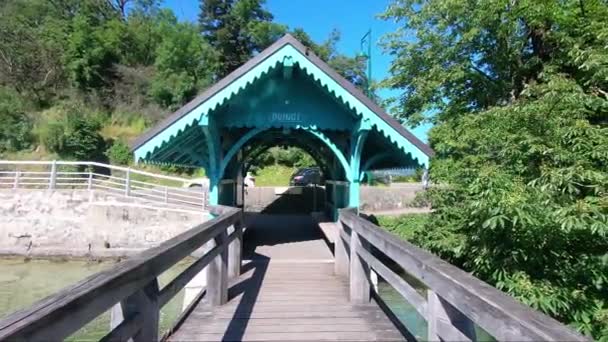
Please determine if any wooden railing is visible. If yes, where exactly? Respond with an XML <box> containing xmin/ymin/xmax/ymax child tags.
<box><xmin>0</xmin><ymin>160</ymin><xmax>207</xmax><ymax>211</ymax></box>
<box><xmin>0</xmin><ymin>205</ymin><xmax>243</xmax><ymax>342</ymax></box>
<box><xmin>337</xmin><ymin>208</ymin><xmax>590</xmax><ymax>342</ymax></box>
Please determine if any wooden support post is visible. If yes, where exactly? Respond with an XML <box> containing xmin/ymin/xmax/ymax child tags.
<box><xmin>125</xmin><ymin>167</ymin><xmax>131</xmax><ymax>197</ymax></box>
<box><xmin>206</xmin><ymin>230</ymin><xmax>228</xmax><ymax>306</ymax></box>
<box><xmin>110</xmin><ymin>279</ymin><xmax>160</xmax><ymax>342</ymax></box>
<box><xmin>334</xmin><ymin>221</ymin><xmax>349</xmax><ymax>277</ymax></box>
<box><xmin>49</xmin><ymin>160</ymin><xmax>57</xmax><ymax>190</ymax></box>
<box><xmin>427</xmin><ymin>290</ymin><xmax>476</xmax><ymax>342</ymax></box>
<box><xmin>349</xmin><ymin>230</ymin><xmax>370</xmax><ymax>304</ymax></box>
<box><xmin>227</xmin><ymin>221</ymin><xmax>243</xmax><ymax>279</ymax></box>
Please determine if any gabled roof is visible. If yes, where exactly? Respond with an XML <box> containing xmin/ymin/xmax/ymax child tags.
<box><xmin>132</xmin><ymin>34</ymin><xmax>433</xmax><ymax>161</ymax></box>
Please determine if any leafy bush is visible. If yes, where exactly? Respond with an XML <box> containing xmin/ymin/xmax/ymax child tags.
<box><xmin>105</xmin><ymin>140</ymin><xmax>132</xmax><ymax>165</ymax></box>
<box><xmin>377</xmin><ymin>214</ymin><xmax>430</xmax><ymax>242</ymax></box>
<box><xmin>39</xmin><ymin>105</ymin><xmax>107</xmax><ymax>161</ymax></box>
<box><xmin>382</xmin><ymin>0</ymin><xmax>608</xmax><ymax>338</ymax></box>
<box><xmin>0</xmin><ymin>88</ymin><xmax>33</xmax><ymax>152</ymax></box>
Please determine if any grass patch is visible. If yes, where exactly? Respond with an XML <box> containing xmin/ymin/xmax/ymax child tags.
<box><xmin>254</xmin><ymin>164</ymin><xmax>296</xmax><ymax>187</ymax></box>
<box><xmin>377</xmin><ymin>213</ymin><xmax>430</xmax><ymax>241</ymax></box>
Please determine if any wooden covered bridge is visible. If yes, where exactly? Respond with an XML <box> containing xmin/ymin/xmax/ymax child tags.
<box><xmin>0</xmin><ymin>35</ymin><xmax>588</xmax><ymax>341</ymax></box>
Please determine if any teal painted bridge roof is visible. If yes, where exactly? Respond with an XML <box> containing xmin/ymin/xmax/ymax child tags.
<box><xmin>131</xmin><ymin>34</ymin><xmax>433</xmax><ymax>176</ymax></box>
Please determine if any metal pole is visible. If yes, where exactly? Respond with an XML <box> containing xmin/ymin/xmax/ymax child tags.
<box><xmin>13</xmin><ymin>171</ymin><xmax>20</xmax><ymax>189</ymax></box>
<box><xmin>49</xmin><ymin>160</ymin><xmax>57</xmax><ymax>190</ymax></box>
<box><xmin>87</xmin><ymin>171</ymin><xmax>93</xmax><ymax>191</ymax></box>
<box><xmin>125</xmin><ymin>168</ymin><xmax>131</xmax><ymax>197</ymax></box>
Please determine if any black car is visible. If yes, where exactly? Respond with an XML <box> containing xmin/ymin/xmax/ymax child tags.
<box><xmin>289</xmin><ymin>167</ymin><xmax>322</xmax><ymax>186</ymax></box>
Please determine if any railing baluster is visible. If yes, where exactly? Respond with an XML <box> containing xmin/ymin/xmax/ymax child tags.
<box><xmin>349</xmin><ymin>229</ymin><xmax>371</xmax><ymax>304</ymax></box>
<box><xmin>428</xmin><ymin>290</ymin><xmax>476</xmax><ymax>342</ymax></box>
<box><xmin>334</xmin><ymin>221</ymin><xmax>349</xmax><ymax>277</ymax></box>
<box><xmin>110</xmin><ymin>279</ymin><xmax>160</xmax><ymax>342</ymax></box>
<box><xmin>227</xmin><ymin>219</ymin><xmax>243</xmax><ymax>279</ymax></box>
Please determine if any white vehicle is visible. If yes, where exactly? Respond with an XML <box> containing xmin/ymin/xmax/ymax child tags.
<box><xmin>184</xmin><ymin>178</ymin><xmax>210</xmax><ymax>188</ymax></box>
<box><xmin>183</xmin><ymin>174</ymin><xmax>255</xmax><ymax>188</ymax></box>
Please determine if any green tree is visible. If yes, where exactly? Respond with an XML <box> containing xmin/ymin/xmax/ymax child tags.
<box><xmin>0</xmin><ymin>88</ymin><xmax>33</xmax><ymax>153</ymax></box>
<box><xmin>291</xmin><ymin>28</ymin><xmax>369</xmax><ymax>93</ymax></box>
<box><xmin>39</xmin><ymin>105</ymin><xmax>107</xmax><ymax>161</ymax></box>
<box><xmin>105</xmin><ymin>139</ymin><xmax>132</xmax><ymax>165</ymax></box>
<box><xmin>382</xmin><ymin>0</ymin><xmax>608</xmax><ymax>338</ymax></box>
<box><xmin>0</xmin><ymin>0</ymin><xmax>65</xmax><ymax>104</ymax></box>
<box><xmin>198</xmin><ymin>0</ymin><xmax>284</xmax><ymax>76</ymax></box>
<box><xmin>150</xmin><ymin>11</ymin><xmax>219</xmax><ymax>108</ymax></box>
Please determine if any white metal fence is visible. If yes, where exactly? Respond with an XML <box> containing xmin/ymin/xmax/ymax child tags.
<box><xmin>0</xmin><ymin>161</ymin><xmax>208</xmax><ymax>212</ymax></box>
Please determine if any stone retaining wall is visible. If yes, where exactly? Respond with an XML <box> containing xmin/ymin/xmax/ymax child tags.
<box><xmin>0</xmin><ymin>190</ymin><xmax>205</xmax><ymax>258</ymax></box>
<box><xmin>245</xmin><ymin>183</ymin><xmax>425</xmax><ymax>212</ymax></box>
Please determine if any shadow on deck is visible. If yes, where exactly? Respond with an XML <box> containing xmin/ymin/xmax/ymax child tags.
<box><xmin>167</xmin><ymin>213</ymin><xmax>405</xmax><ymax>341</ymax></box>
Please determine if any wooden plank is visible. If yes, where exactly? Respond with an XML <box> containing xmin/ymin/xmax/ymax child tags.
<box><xmin>170</xmin><ymin>331</ymin><xmax>403</xmax><ymax>341</ymax></box>
<box><xmin>340</xmin><ymin>209</ymin><xmax>589</xmax><ymax>341</ymax></box>
<box><xmin>187</xmin><ymin>310</ymin><xmax>389</xmax><ymax>319</ymax></box>
<box><xmin>177</xmin><ymin>323</ymin><xmax>396</xmax><ymax>334</ymax></box>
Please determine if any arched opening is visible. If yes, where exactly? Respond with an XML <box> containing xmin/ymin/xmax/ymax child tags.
<box><xmin>218</xmin><ymin>127</ymin><xmax>349</xmax><ymax>216</ymax></box>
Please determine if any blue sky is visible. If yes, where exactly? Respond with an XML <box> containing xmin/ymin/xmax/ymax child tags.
<box><xmin>162</xmin><ymin>0</ymin><xmax>430</xmax><ymax>142</ymax></box>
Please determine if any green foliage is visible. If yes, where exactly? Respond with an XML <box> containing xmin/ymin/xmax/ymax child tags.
<box><xmin>105</xmin><ymin>140</ymin><xmax>132</xmax><ymax>165</ymax></box>
<box><xmin>39</xmin><ymin>104</ymin><xmax>107</xmax><ymax>161</ymax></box>
<box><xmin>252</xmin><ymin>146</ymin><xmax>316</xmax><ymax>170</ymax></box>
<box><xmin>253</xmin><ymin>164</ymin><xmax>296</xmax><ymax>187</ymax></box>
<box><xmin>0</xmin><ymin>88</ymin><xmax>33</xmax><ymax>152</ymax></box>
<box><xmin>377</xmin><ymin>214</ymin><xmax>430</xmax><ymax>242</ymax></box>
<box><xmin>199</xmin><ymin>0</ymin><xmax>285</xmax><ymax>76</ymax></box>
<box><xmin>383</xmin><ymin>0</ymin><xmax>608</xmax><ymax>338</ymax></box>
<box><xmin>151</xmin><ymin>12</ymin><xmax>219</xmax><ymax>108</ymax></box>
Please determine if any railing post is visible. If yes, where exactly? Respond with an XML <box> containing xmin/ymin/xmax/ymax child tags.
<box><xmin>110</xmin><ymin>279</ymin><xmax>160</xmax><ymax>342</ymax></box>
<box><xmin>334</xmin><ymin>219</ymin><xmax>349</xmax><ymax>277</ymax></box>
<box><xmin>349</xmin><ymin>228</ymin><xmax>371</xmax><ymax>304</ymax></box>
<box><xmin>202</xmin><ymin>185</ymin><xmax>207</xmax><ymax>210</ymax></box>
<box><xmin>87</xmin><ymin>170</ymin><xmax>93</xmax><ymax>191</ymax></box>
<box><xmin>49</xmin><ymin>160</ymin><xmax>57</xmax><ymax>190</ymax></box>
<box><xmin>125</xmin><ymin>167</ymin><xmax>131</xmax><ymax>197</ymax></box>
<box><xmin>427</xmin><ymin>290</ymin><xmax>476</xmax><ymax>342</ymax></box>
<box><xmin>206</xmin><ymin>230</ymin><xmax>228</xmax><ymax>306</ymax></box>
<box><xmin>13</xmin><ymin>171</ymin><xmax>20</xmax><ymax>189</ymax></box>
<box><xmin>228</xmin><ymin>218</ymin><xmax>243</xmax><ymax>279</ymax></box>
<box><xmin>164</xmin><ymin>186</ymin><xmax>169</xmax><ymax>203</ymax></box>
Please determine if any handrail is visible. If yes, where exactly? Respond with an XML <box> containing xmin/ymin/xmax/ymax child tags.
<box><xmin>337</xmin><ymin>208</ymin><xmax>589</xmax><ymax>342</ymax></box>
<box><xmin>0</xmin><ymin>206</ymin><xmax>243</xmax><ymax>342</ymax></box>
<box><xmin>0</xmin><ymin>160</ymin><xmax>208</xmax><ymax>211</ymax></box>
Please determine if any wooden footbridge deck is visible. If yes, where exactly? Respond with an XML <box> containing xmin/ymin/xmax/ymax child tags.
<box><xmin>0</xmin><ymin>206</ymin><xmax>589</xmax><ymax>341</ymax></box>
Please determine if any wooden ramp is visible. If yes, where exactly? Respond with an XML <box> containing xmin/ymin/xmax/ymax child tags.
<box><xmin>168</xmin><ymin>214</ymin><xmax>404</xmax><ymax>341</ymax></box>
<box><xmin>168</xmin><ymin>261</ymin><xmax>404</xmax><ymax>341</ymax></box>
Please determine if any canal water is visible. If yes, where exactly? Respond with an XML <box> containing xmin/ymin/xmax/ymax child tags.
<box><xmin>0</xmin><ymin>258</ymin><xmax>191</xmax><ymax>341</ymax></box>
